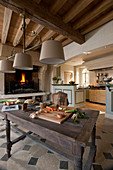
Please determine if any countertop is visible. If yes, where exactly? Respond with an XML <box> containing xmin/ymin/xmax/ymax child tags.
<box><xmin>52</xmin><ymin>84</ymin><xmax>78</xmax><ymax>86</ymax></box>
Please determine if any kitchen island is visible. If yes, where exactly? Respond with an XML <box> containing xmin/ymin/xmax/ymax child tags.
<box><xmin>52</xmin><ymin>84</ymin><xmax>85</xmax><ymax>107</ymax></box>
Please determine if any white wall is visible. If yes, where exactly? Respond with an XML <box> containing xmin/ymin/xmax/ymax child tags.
<box><xmin>60</xmin><ymin>64</ymin><xmax>74</xmax><ymax>83</ymax></box>
<box><xmin>89</xmin><ymin>71</ymin><xmax>96</xmax><ymax>85</ymax></box>
<box><xmin>63</xmin><ymin>20</ymin><xmax>113</xmax><ymax>61</ymax></box>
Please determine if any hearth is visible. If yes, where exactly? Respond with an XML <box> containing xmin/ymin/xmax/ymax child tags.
<box><xmin>5</xmin><ymin>65</ymin><xmax>41</xmax><ymax>94</ymax></box>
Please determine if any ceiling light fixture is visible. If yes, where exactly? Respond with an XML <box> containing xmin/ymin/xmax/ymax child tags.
<box><xmin>0</xmin><ymin>60</ymin><xmax>15</xmax><ymax>73</ymax></box>
<box><xmin>13</xmin><ymin>13</ymin><xmax>33</xmax><ymax>70</ymax></box>
<box><xmin>40</xmin><ymin>39</ymin><xmax>65</xmax><ymax>64</ymax></box>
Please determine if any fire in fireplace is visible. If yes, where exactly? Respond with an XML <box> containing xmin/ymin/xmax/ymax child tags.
<box><xmin>20</xmin><ymin>73</ymin><xmax>25</xmax><ymax>84</ymax></box>
<box><xmin>5</xmin><ymin>65</ymin><xmax>41</xmax><ymax>94</ymax></box>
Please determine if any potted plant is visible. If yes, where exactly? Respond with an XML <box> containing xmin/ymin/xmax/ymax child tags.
<box><xmin>53</xmin><ymin>76</ymin><xmax>61</xmax><ymax>84</ymax></box>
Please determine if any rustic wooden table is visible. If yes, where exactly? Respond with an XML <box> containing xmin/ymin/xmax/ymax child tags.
<box><xmin>0</xmin><ymin>106</ymin><xmax>99</xmax><ymax>170</ymax></box>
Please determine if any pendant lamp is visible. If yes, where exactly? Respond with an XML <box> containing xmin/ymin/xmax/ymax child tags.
<box><xmin>13</xmin><ymin>14</ymin><xmax>33</xmax><ymax>70</ymax></box>
<box><xmin>0</xmin><ymin>60</ymin><xmax>15</xmax><ymax>73</ymax></box>
<box><xmin>40</xmin><ymin>40</ymin><xmax>65</xmax><ymax>64</ymax></box>
<box><xmin>13</xmin><ymin>53</ymin><xmax>33</xmax><ymax>70</ymax></box>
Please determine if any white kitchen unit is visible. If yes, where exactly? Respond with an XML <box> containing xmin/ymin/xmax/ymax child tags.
<box><xmin>52</xmin><ymin>84</ymin><xmax>85</xmax><ymax>107</ymax></box>
<box><xmin>106</xmin><ymin>85</ymin><xmax>113</xmax><ymax>119</ymax></box>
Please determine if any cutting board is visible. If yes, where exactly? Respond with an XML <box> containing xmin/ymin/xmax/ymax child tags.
<box><xmin>37</xmin><ymin>109</ymin><xmax>73</xmax><ymax>124</ymax></box>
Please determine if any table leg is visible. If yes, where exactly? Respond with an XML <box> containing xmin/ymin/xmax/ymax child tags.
<box><xmin>6</xmin><ymin>118</ymin><xmax>12</xmax><ymax>158</ymax></box>
<box><xmin>91</xmin><ymin>124</ymin><xmax>96</xmax><ymax>162</ymax></box>
<box><xmin>73</xmin><ymin>143</ymin><xmax>84</xmax><ymax>170</ymax></box>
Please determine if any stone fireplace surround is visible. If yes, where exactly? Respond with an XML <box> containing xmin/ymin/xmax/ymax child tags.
<box><xmin>0</xmin><ymin>44</ymin><xmax>53</xmax><ymax>100</ymax></box>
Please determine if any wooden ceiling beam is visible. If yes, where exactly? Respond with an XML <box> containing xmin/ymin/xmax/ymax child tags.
<box><xmin>35</xmin><ymin>30</ymin><xmax>55</xmax><ymax>48</ymax></box>
<box><xmin>81</xmin><ymin>10</ymin><xmax>113</xmax><ymax>35</ymax></box>
<box><xmin>13</xmin><ymin>18</ymin><xmax>30</xmax><ymax>46</ymax></box>
<box><xmin>0</xmin><ymin>0</ymin><xmax>85</xmax><ymax>44</ymax></box>
<box><xmin>55</xmin><ymin>35</ymin><xmax>65</xmax><ymax>41</ymax></box>
<box><xmin>41</xmin><ymin>30</ymin><xmax>55</xmax><ymax>42</ymax></box>
<box><xmin>73</xmin><ymin>0</ymin><xmax>113</xmax><ymax>30</ymax></box>
<box><xmin>50</xmin><ymin>0</ymin><xmax>67</xmax><ymax>15</ymax></box>
<box><xmin>25</xmin><ymin>24</ymin><xmax>44</xmax><ymax>47</ymax></box>
<box><xmin>1</xmin><ymin>7</ymin><xmax>12</xmax><ymax>44</ymax></box>
<box><xmin>63</xmin><ymin>0</ymin><xmax>94</xmax><ymax>23</ymax></box>
<box><xmin>62</xmin><ymin>38</ymin><xmax>72</xmax><ymax>47</ymax></box>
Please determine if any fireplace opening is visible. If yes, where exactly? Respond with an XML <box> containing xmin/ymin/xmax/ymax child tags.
<box><xmin>5</xmin><ymin>65</ymin><xmax>41</xmax><ymax>94</ymax></box>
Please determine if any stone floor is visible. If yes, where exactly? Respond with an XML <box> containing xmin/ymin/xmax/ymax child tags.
<box><xmin>0</xmin><ymin>102</ymin><xmax>113</xmax><ymax>170</ymax></box>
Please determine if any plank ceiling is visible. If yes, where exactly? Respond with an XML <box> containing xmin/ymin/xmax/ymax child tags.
<box><xmin>0</xmin><ymin>0</ymin><xmax>113</xmax><ymax>51</ymax></box>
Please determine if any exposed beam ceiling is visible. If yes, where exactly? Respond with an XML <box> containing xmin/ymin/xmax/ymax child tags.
<box><xmin>73</xmin><ymin>0</ymin><xmax>113</xmax><ymax>30</ymax></box>
<box><xmin>62</xmin><ymin>38</ymin><xmax>72</xmax><ymax>47</ymax></box>
<box><xmin>55</xmin><ymin>35</ymin><xmax>65</xmax><ymax>41</ymax></box>
<box><xmin>25</xmin><ymin>24</ymin><xmax>44</xmax><ymax>48</ymax></box>
<box><xmin>0</xmin><ymin>0</ymin><xmax>85</xmax><ymax>44</ymax></box>
<box><xmin>13</xmin><ymin>18</ymin><xmax>30</xmax><ymax>46</ymax></box>
<box><xmin>1</xmin><ymin>7</ymin><xmax>12</xmax><ymax>44</ymax></box>
<box><xmin>63</xmin><ymin>0</ymin><xmax>94</xmax><ymax>23</ymax></box>
<box><xmin>50</xmin><ymin>0</ymin><xmax>68</xmax><ymax>15</ymax></box>
<box><xmin>35</xmin><ymin>30</ymin><xmax>55</xmax><ymax>48</ymax></box>
<box><xmin>81</xmin><ymin>10</ymin><xmax>113</xmax><ymax>35</ymax></box>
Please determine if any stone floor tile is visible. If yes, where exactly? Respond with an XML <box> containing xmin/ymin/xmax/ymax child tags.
<box><xmin>0</xmin><ymin>149</ymin><xmax>7</xmax><ymax>159</ymax></box>
<box><xmin>28</xmin><ymin>157</ymin><xmax>38</xmax><ymax>165</ymax></box>
<box><xmin>19</xmin><ymin>166</ymin><xmax>38</xmax><ymax>170</ymax></box>
<box><xmin>0</xmin><ymin>124</ymin><xmax>4</xmax><ymax>126</ymax></box>
<box><xmin>1</xmin><ymin>154</ymin><xmax>8</xmax><ymax>161</ymax></box>
<box><xmin>47</xmin><ymin>150</ymin><xmax>53</xmax><ymax>154</ymax></box>
<box><xmin>29</xmin><ymin>144</ymin><xmax>48</xmax><ymax>157</ymax></box>
<box><xmin>0</xmin><ymin>143</ymin><xmax>6</xmax><ymax>148</ymax></box>
<box><xmin>0</xmin><ymin>135</ymin><xmax>6</xmax><ymax>139</ymax></box>
<box><xmin>59</xmin><ymin>160</ymin><xmax>68</xmax><ymax>169</ymax></box>
<box><xmin>37</xmin><ymin>153</ymin><xmax>59</xmax><ymax>170</ymax></box>
<box><xmin>22</xmin><ymin>145</ymin><xmax>31</xmax><ymax>151</ymax></box>
<box><xmin>0</xmin><ymin>129</ymin><xmax>5</xmax><ymax>132</ymax></box>
<box><xmin>40</xmin><ymin>138</ymin><xmax>46</xmax><ymax>143</ymax></box>
<box><xmin>0</xmin><ymin>160</ymin><xmax>7</xmax><ymax>170</ymax></box>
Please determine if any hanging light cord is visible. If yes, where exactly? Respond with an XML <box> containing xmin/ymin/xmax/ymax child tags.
<box><xmin>23</xmin><ymin>14</ymin><xmax>26</xmax><ymax>53</ymax></box>
<box><xmin>7</xmin><ymin>11</ymin><xmax>42</xmax><ymax>60</ymax></box>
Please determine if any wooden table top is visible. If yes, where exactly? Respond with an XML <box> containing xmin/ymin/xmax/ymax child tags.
<box><xmin>0</xmin><ymin>105</ymin><xmax>99</xmax><ymax>148</ymax></box>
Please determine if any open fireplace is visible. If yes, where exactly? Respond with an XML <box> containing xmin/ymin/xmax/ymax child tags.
<box><xmin>5</xmin><ymin>66</ymin><xmax>41</xmax><ymax>94</ymax></box>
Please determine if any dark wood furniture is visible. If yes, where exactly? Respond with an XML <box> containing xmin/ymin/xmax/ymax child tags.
<box><xmin>53</xmin><ymin>91</ymin><xmax>68</xmax><ymax>106</ymax></box>
<box><xmin>0</xmin><ymin>105</ymin><xmax>99</xmax><ymax>170</ymax></box>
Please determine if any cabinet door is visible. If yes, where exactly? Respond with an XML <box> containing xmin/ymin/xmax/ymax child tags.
<box><xmin>89</xmin><ymin>90</ymin><xmax>96</xmax><ymax>102</ymax></box>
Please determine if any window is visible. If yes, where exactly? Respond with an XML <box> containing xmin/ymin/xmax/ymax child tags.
<box><xmin>82</xmin><ymin>68</ymin><xmax>89</xmax><ymax>87</ymax></box>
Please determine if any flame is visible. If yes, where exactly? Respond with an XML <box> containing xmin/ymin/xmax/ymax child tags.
<box><xmin>20</xmin><ymin>73</ymin><xmax>25</xmax><ymax>84</ymax></box>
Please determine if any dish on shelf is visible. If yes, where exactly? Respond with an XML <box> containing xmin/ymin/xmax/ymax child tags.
<box><xmin>103</xmin><ymin>77</ymin><xmax>112</xmax><ymax>83</ymax></box>
<box><xmin>69</xmin><ymin>81</ymin><xmax>75</xmax><ymax>85</ymax></box>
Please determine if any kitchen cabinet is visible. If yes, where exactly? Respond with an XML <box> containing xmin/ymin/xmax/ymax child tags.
<box><xmin>52</xmin><ymin>84</ymin><xmax>86</xmax><ymax>107</ymax></box>
<box><xmin>89</xmin><ymin>89</ymin><xmax>106</xmax><ymax>104</ymax></box>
